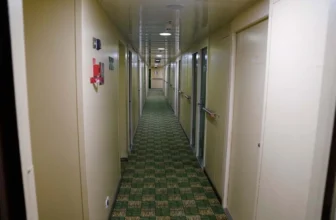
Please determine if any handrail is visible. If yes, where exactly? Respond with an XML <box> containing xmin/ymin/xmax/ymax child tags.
<box><xmin>202</xmin><ymin>107</ymin><xmax>220</xmax><ymax>119</ymax></box>
<box><xmin>183</xmin><ymin>94</ymin><xmax>191</xmax><ymax>100</ymax></box>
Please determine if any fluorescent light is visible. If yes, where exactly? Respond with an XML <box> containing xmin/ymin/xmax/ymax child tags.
<box><xmin>156</xmin><ymin>54</ymin><xmax>162</xmax><ymax>57</ymax></box>
<box><xmin>160</xmin><ymin>32</ymin><xmax>171</xmax><ymax>36</ymax></box>
<box><xmin>158</xmin><ymin>48</ymin><xmax>165</xmax><ymax>50</ymax></box>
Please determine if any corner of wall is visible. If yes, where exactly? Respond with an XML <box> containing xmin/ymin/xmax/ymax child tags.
<box><xmin>75</xmin><ymin>0</ymin><xmax>90</xmax><ymax>219</ymax></box>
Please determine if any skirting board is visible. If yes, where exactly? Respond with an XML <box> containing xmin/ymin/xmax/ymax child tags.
<box><xmin>224</xmin><ymin>208</ymin><xmax>234</xmax><ymax>220</ymax></box>
<box><xmin>108</xmin><ymin>177</ymin><xmax>122</xmax><ymax>219</ymax></box>
<box><xmin>203</xmin><ymin>169</ymin><xmax>222</xmax><ymax>205</ymax></box>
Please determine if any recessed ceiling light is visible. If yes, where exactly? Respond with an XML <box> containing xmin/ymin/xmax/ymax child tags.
<box><xmin>160</xmin><ymin>32</ymin><xmax>171</xmax><ymax>36</ymax></box>
<box><xmin>158</xmin><ymin>48</ymin><xmax>165</xmax><ymax>50</ymax></box>
<box><xmin>156</xmin><ymin>54</ymin><xmax>162</xmax><ymax>57</ymax></box>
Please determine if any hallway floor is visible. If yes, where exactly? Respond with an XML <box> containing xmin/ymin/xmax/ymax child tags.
<box><xmin>111</xmin><ymin>89</ymin><xmax>227</xmax><ymax>220</ymax></box>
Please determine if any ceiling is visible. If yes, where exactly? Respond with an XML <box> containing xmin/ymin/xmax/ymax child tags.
<box><xmin>99</xmin><ymin>0</ymin><xmax>257</xmax><ymax>67</ymax></box>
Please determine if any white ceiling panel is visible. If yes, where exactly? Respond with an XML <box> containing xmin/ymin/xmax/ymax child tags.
<box><xmin>99</xmin><ymin>0</ymin><xmax>258</xmax><ymax>67</ymax></box>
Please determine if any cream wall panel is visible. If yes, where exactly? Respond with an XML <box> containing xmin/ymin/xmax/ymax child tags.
<box><xmin>151</xmin><ymin>68</ymin><xmax>164</xmax><ymax>89</ymax></box>
<box><xmin>168</xmin><ymin>65</ymin><xmax>172</xmax><ymax>107</ymax></box>
<box><xmin>231</xmin><ymin>0</ymin><xmax>269</xmax><ymax>32</ymax></box>
<box><xmin>222</xmin><ymin>0</ymin><xmax>270</xmax><ymax>210</ymax></box>
<box><xmin>228</xmin><ymin>20</ymin><xmax>268</xmax><ymax>220</ymax></box>
<box><xmin>132</xmin><ymin>53</ymin><xmax>139</xmax><ymax>136</ymax></box>
<box><xmin>257</xmin><ymin>1</ymin><xmax>334</xmax><ymax>220</ymax></box>
<box><xmin>186</xmin><ymin>53</ymin><xmax>193</xmax><ymax>138</ymax></box>
<box><xmin>81</xmin><ymin>0</ymin><xmax>125</xmax><ymax>218</ymax></box>
<box><xmin>306</xmin><ymin>2</ymin><xmax>336</xmax><ymax>219</ymax></box>
<box><xmin>151</xmin><ymin>80</ymin><xmax>163</xmax><ymax>89</ymax></box>
<box><xmin>169</xmin><ymin>64</ymin><xmax>176</xmax><ymax>111</ymax></box>
<box><xmin>179</xmin><ymin>39</ymin><xmax>209</xmax><ymax>142</ymax></box>
<box><xmin>164</xmin><ymin>67</ymin><xmax>167</xmax><ymax>95</ymax></box>
<box><xmin>119</xmin><ymin>42</ymin><xmax>128</xmax><ymax>158</ymax></box>
<box><xmin>204</xmin><ymin>27</ymin><xmax>230</xmax><ymax>199</ymax></box>
<box><xmin>142</xmin><ymin>63</ymin><xmax>147</xmax><ymax>107</ymax></box>
<box><xmin>179</xmin><ymin>54</ymin><xmax>192</xmax><ymax>139</ymax></box>
<box><xmin>23</xmin><ymin>0</ymin><xmax>83</xmax><ymax>219</ymax></box>
<box><xmin>146</xmin><ymin>66</ymin><xmax>149</xmax><ymax>96</ymax></box>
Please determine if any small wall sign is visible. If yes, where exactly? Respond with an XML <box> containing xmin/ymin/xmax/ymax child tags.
<box><xmin>109</xmin><ymin>57</ymin><xmax>114</xmax><ymax>70</ymax></box>
<box><xmin>93</xmin><ymin>37</ymin><xmax>102</xmax><ymax>50</ymax></box>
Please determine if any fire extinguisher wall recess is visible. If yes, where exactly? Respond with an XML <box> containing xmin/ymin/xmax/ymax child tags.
<box><xmin>90</xmin><ymin>58</ymin><xmax>104</xmax><ymax>85</ymax></box>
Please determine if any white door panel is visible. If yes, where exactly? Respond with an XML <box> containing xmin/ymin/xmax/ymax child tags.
<box><xmin>228</xmin><ymin>20</ymin><xmax>268</xmax><ymax>220</ymax></box>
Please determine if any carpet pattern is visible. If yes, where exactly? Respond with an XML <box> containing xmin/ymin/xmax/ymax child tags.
<box><xmin>111</xmin><ymin>89</ymin><xmax>227</xmax><ymax>220</ymax></box>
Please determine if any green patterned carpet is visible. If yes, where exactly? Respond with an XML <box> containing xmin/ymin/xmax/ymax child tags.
<box><xmin>111</xmin><ymin>89</ymin><xmax>227</xmax><ymax>220</ymax></box>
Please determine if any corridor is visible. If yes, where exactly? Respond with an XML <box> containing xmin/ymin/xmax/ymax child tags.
<box><xmin>112</xmin><ymin>89</ymin><xmax>226</xmax><ymax>220</ymax></box>
<box><xmin>6</xmin><ymin>0</ymin><xmax>336</xmax><ymax>219</ymax></box>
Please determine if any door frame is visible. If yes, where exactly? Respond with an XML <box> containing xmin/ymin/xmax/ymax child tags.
<box><xmin>168</xmin><ymin>64</ymin><xmax>171</xmax><ymax>105</ymax></box>
<box><xmin>118</xmin><ymin>41</ymin><xmax>129</xmax><ymax>158</ymax></box>
<box><xmin>138</xmin><ymin>58</ymin><xmax>141</xmax><ymax>117</ymax></box>
<box><xmin>191</xmin><ymin>52</ymin><xmax>199</xmax><ymax>151</ymax></box>
<box><xmin>148</xmin><ymin>68</ymin><xmax>151</xmax><ymax>89</ymax></box>
<box><xmin>0</xmin><ymin>0</ymin><xmax>29</xmax><ymax>218</ymax></box>
<box><xmin>222</xmin><ymin>17</ymin><xmax>270</xmax><ymax>217</ymax></box>
<box><xmin>176</xmin><ymin>59</ymin><xmax>182</xmax><ymax>119</ymax></box>
<box><xmin>175</xmin><ymin>61</ymin><xmax>179</xmax><ymax>116</ymax></box>
<box><xmin>196</xmin><ymin>47</ymin><xmax>208</xmax><ymax>166</ymax></box>
<box><xmin>128</xmin><ymin>50</ymin><xmax>133</xmax><ymax>151</ymax></box>
<box><xmin>322</xmin><ymin>108</ymin><xmax>336</xmax><ymax>219</ymax></box>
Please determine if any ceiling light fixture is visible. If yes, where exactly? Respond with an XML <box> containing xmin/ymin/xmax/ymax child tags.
<box><xmin>158</xmin><ymin>48</ymin><xmax>165</xmax><ymax>50</ymax></box>
<box><xmin>166</xmin><ymin>4</ymin><xmax>184</xmax><ymax>10</ymax></box>
<box><xmin>160</xmin><ymin>32</ymin><xmax>171</xmax><ymax>36</ymax></box>
<box><xmin>156</xmin><ymin>54</ymin><xmax>162</xmax><ymax>57</ymax></box>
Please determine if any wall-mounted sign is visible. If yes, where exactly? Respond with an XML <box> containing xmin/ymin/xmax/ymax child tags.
<box><xmin>109</xmin><ymin>57</ymin><xmax>114</xmax><ymax>70</ymax></box>
<box><xmin>93</xmin><ymin>37</ymin><xmax>101</xmax><ymax>50</ymax></box>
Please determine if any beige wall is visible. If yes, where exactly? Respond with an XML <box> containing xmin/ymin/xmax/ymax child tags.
<box><xmin>132</xmin><ymin>53</ymin><xmax>140</xmax><ymax>136</ymax></box>
<box><xmin>119</xmin><ymin>42</ymin><xmax>128</xmax><ymax>158</ymax></box>
<box><xmin>257</xmin><ymin>1</ymin><xmax>336</xmax><ymax>220</ymax></box>
<box><xmin>146</xmin><ymin>65</ymin><xmax>149</xmax><ymax>96</ymax></box>
<box><xmin>174</xmin><ymin>1</ymin><xmax>336</xmax><ymax>219</ymax></box>
<box><xmin>164</xmin><ymin>66</ymin><xmax>169</xmax><ymax>96</ymax></box>
<box><xmin>141</xmin><ymin>63</ymin><xmax>147</xmax><ymax>109</ymax></box>
<box><xmin>177</xmin><ymin>0</ymin><xmax>269</xmax><ymax>207</ymax></box>
<box><xmin>24</xmin><ymin>0</ymin><xmax>142</xmax><ymax>219</ymax></box>
<box><xmin>204</xmin><ymin>27</ymin><xmax>230</xmax><ymax>199</ymax></box>
<box><xmin>151</xmin><ymin>68</ymin><xmax>164</xmax><ymax>89</ymax></box>
<box><xmin>23</xmin><ymin>0</ymin><xmax>83</xmax><ymax>219</ymax></box>
<box><xmin>168</xmin><ymin>63</ymin><xmax>176</xmax><ymax>111</ymax></box>
<box><xmin>80</xmin><ymin>0</ymin><xmax>126</xmax><ymax>218</ymax></box>
<box><xmin>179</xmin><ymin>53</ymin><xmax>192</xmax><ymax>139</ymax></box>
<box><xmin>139</xmin><ymin>61</ymin><xmax>146</xmax><ymax>113</ymax></box>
